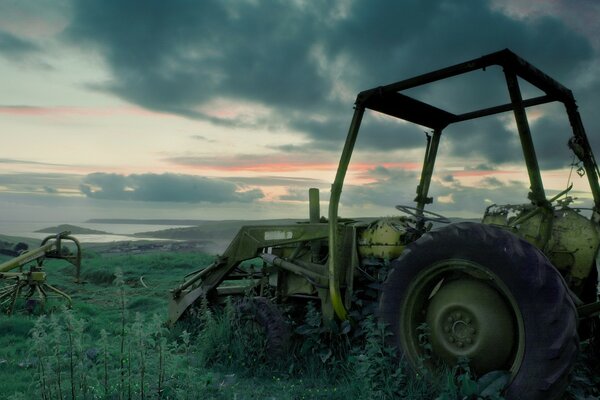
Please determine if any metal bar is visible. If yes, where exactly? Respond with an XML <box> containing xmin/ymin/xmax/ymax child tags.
<box><xmin>0</xmin><ymin>243</ymin><xmax>55</xmax><ymax>273</ymax></box>
<box><xmin>43</xmin><ymin>283</ymin><xmax>72</xmax><ymax>308</ymax></box>
<box><xmin>260</xmin><ymin>254</ymin><xmax>328</xmax><ymax>285</ymax></box>
<box><xmin>454</xmin><ymin>95</ymin><xmax>554</xmax><ymax>123</ymax></box>
<box><xmin>328</xmin><ymin>105</ymin><xmax>365</xmax><ymax>320</ymax></box>
<box><xmin>361</xmin><ymin>91</ymin><xmax>456</xmax><ymax>130</ymax></box>
<box><xmin>171</xmin><ymin>259</ymin><xmax>224</xmax><ymax>297</ymax></box>
<box><xmin>358</xmin><ymin>49</ymin><xmax>572</xmax><ymax>104</ymax></box>
<box><xmin>365</xmin><ymin>52</ymin><xmax>498</xmax><ymax>95</ymax></box>
<box><xmin>41</xmin><ymin>233</ymin><xmax>82</xmax><ymax>283</ymax></box>
<box><xmin>216</xmin><ymin>284</ymin><xmax>260</xmax><ymax>296</ymax></box>
<box><xmin>504</xmin><ymin>70</ymin><xmax>548</xmax><ymax>206</ymax></box>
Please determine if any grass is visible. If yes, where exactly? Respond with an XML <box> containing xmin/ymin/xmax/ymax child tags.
<box><xmin>0</xmin><ymin>250</ymin><xmax>597</xmax><ymax>399</ymax></box>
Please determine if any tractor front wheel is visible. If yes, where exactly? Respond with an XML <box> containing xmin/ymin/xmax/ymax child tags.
<box><xmin>379</xmin><ymin>222</ymin><xmax>579</xmax><ymax>400</ymax></box>
<box><xmin>233</xmin><ymin>297</ymin><xmax>291</xmax><ymax>361</ymax></box>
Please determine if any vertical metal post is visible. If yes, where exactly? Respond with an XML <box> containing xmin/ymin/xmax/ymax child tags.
<box><xmin>309</xmin><ymin>188</ymin><xmax>322</xmax><ymax>262</ymax></box>
<box><xmin>309</xmin><ymin>188</ymin><xmax>320</xmax><ymax>223</ymax></box>
<box><xmin>328</xmin><ymin>105</ymin><xmax>365</xmax><ymax>320</ymax></box>
<box><xmin>565</xmin><ymin>103</ymin><xmax>600</xmax><ymax>214</ymax></box>
<box><xmin>504</xmin><ymin>70</ymin><xmax>548</xmax><ymax>206</ymax></box>
<box><xmin>414</xmin><ymin>129</ymin><xmax>442</xmax><ymax>224</ymax></box>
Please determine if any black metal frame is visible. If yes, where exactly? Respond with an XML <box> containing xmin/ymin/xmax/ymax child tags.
<box><xmin>327</xmin><ymin>48</ymin><xmax>600</xmax><ymax>319</ymax></box>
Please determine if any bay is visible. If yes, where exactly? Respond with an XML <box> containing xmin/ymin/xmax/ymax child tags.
<box><xmin>0</xmin><ymin>220</ymin><xmax>194</xmax><ymax>243</ymax></box>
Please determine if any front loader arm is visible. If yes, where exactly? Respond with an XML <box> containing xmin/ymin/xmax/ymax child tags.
<box><xmin>168</xmin><ymin>223</ymin><xmax>328</xmax><ymax>324</ymax></box>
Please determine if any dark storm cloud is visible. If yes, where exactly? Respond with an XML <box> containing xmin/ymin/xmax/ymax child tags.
<box><xmin>64</xmin><ymin>0</ymin><xmax>595</xmax><ymax>161</ymax></box>
<box><xmin>529</xmin><ymin>112</ymin><xmax>576</xmax><ymax>170</ymax></box>
<box><xmin>80</xmin><ymin>172</ymin><xmax>264</xmax><ymax>203</ymax></box>
<box><xmin>0</xmin><ymin>31</ymin><xmax>39</xmax><ymax>58</ymax></box>
<box><xmin>65</xmin><ymin>0</ymin><xmax>327</xmax><ymax>116</ymax></box>
<box><xmin>444</xmin><ymin>117</ymin><xmax>522</xmax><ymax>165</ymax></box>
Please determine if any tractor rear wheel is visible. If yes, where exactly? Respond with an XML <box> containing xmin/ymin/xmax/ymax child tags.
<box><xmin>379</xmin><ymin>222</ymin><xmax>579</xmax><ymax>400</ymax></box>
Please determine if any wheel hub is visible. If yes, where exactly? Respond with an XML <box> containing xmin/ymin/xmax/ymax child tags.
<box><xmin>441</xmin><ymin>309</ymin><xmax>478</xmax><ymax>349</ymax></box>
<box><xmin>426</xmin><ymin>278</ymin><xmax>516</xmax><ymax>373</ymax></box>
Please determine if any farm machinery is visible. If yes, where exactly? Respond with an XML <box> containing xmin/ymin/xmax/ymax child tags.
<box><xmin>0</xmin><ymin>231</ymin><xmax>81</xmax><ymax>314</ymax></box>
<box><xmin>169</xmin><ymin>49</ymin><xmax>600</xmax><ymax>399</ymax></box>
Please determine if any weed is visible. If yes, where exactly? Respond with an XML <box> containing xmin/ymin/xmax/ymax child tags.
<box><xmin>293</xmin><ymin>301</ymin><xmax>351</xmax><ymax>379</ymax></box>
<box><xmin>128</xmin><ymin>296</ymin><xmax>162</xmax><ymax>312</ymax></box>
<box><xmin>114</xmin><ymin>268</ymin><xmax>127</xmax><ymax>399</ymax></box>
<box><xmin>5</xmin><ymin>251</ymin><xmax>597</xmax><ymax>399</ymax></box>
<box><xmin>82</xmin><ymin>270</ymin><xmax>115</xmax><ymax>285</ymax></box>
<box><xmin>100</xmin><ymin>328</ymin><xmax>110</xmax><ymax>398</ymax></box>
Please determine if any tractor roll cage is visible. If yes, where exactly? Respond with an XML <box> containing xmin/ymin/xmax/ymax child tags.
<box><xmin>326</xmin><ymin>48</ymin><xmax>600</xmax><ymax>320</ymax></box>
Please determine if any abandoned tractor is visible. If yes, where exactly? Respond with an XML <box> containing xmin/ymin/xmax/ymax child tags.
<box><xmin>169</xmin><ymin>49</ymin><xmax>600</xmax><ymax>399</ymax></box>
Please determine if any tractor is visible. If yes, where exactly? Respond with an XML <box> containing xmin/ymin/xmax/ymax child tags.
<box><xmin>168</xmin><ymin>49</ymin><xmax>600</xmax><ymax>399</ymax></box>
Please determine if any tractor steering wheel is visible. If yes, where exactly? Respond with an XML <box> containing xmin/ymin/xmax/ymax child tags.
<box><xmin>395</xmin><ymin>205</ymin><xmax>451</xmax><ymax>224</ymax></box>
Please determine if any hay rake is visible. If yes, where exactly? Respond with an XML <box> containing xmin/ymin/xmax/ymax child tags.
<box><xmin>0</xmin><ymin>231</ymin><xmax>81</xmax><ymax>314</ymax></box>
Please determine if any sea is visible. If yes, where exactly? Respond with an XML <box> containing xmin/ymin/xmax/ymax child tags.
<box><xmin>0</xmin><ymin>221</ymin><xmax>194</xmax><ymax>243</ymax></box>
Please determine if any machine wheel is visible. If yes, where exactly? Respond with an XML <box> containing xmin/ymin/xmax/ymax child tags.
<box><xmin>233</xmin><ymin>297</ymin><xmax>291</xmax><ymax>360</ymax></box>
<box><xmin>581</xmin><ymin>264</ymin><xmax>600</xmax><ymax>357</ymax></box>
<box><xmin>379</xmin><ymin>222</ymin><xmax>579</xmax><ymax>400</ymax></box>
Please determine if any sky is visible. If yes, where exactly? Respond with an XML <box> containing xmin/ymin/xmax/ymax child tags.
<box><xmin>1</xmin><ymin>0</ymin><xmax>600</xmax><ymax>223</ymax></box>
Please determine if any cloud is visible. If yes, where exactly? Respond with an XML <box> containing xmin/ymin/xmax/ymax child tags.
<box><xmin>80</xmin><ymin>172</ymin><xmax>264</xmax><ymax>203</ymax></box>
<box><xmin>0</xmin><ymin>158</ymin><xmax>69</xmax><ymax>167</ymax></box>
<box><xmin>444</xmin><ymin>117</ymin><xmax>522</xmax><ymax>165</ymax></box>
<box><xmin>0</xmin><ymin>30</ymin><xmax>39</xmax><ymax>58</ymax></box>
<box><xmin>491</xmin><ymin>0</ymin><xmax>600</xmax><ymax>50</ymax></box>
<box><xmin>61</xmin><ymin>0</ymin><xmax>596</xmax><ymax>165</ymax></box>
<box><xmin>430</xmin><ymin>178</ymin><xmax>531</xmax><ymax>215</ymax></box>
<box><xmin>0</xmin><ymin>172</ymin><xmax>83</xmax><ymax>194</ymax></box>
<box><xmin>43</xmin><ymin>186</ymin><xmax>58</xmax><ymax>194</ymax></box>
<box><xmin>279</xmin><ymin>187</ymin><xmax>314</xmax><ymax>202</ymax></box>
<box><xmin>529</xmin><ymin>112</ymin><xmax>578</xmax><ymax>169</ymax></box>
<box><xmin>343</xmin><ymin>167</ymin><xmax>420</xmax><ymax>208</ymax></box>
<box><xmin>228</xmin><ymin>176</ymin><xmax>325</xmax><ymax>188</ymax></box>
<box><xmin>331</xmin><ymin>164</ymin><xmax>534</xmax><ymax>218</ymax></box>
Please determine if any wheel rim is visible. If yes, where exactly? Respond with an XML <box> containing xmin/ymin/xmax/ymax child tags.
<box><xmin>399</xmin><ymin>260</ymin><xmax>525</xmax><ymax>377</ymax></box>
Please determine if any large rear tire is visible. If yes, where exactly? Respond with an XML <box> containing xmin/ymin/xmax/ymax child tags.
<box><xmin>379</xmin><ymin>222</ymin><xmax>579</xmax><ymax>400</ymax></box>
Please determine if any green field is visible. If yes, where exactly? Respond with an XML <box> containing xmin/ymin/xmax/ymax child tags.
<box><xmin>0</xmin><ymin>244</ymin><xmax>598</xmax><ymax>399</ymax></box>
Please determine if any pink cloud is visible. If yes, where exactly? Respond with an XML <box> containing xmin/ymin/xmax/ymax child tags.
<box><xmin>169</xmin><ymin>154</ymin><xmax>421</xmax><ymax>174</ymax></box>
<box><xmin>0</xmin><ymin>105</ymin><xmax>173</xmax><ymax>118</ymax></box>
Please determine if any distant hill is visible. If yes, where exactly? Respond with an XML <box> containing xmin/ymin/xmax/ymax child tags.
<box><xmin>86</xmin><ymin>218</ymin><xmax>208</xmax><ymax>225</ymax></box>
<box><xmin>35</xmin><ymin>224</ymin><xmax>110</xmax><ymax>235</ymax></box>
<box><xmin>132</xmin><ymin>219</ymin><xmax>305</xmax><ymax>253</ymax></box>
<box><xmin>133</xmin><ymin>219</ymin><xmax>302</xmax><ymax>239</ymax></box>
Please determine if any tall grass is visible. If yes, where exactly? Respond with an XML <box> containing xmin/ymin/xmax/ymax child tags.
<box><xmin>4</xmin><ymin>248</ymin><xmax>595</xmax><ymax>399</ymax></box>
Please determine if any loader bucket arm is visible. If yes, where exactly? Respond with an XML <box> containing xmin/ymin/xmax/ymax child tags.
<box><xmin>168</xmin><ymin>223</ymin><xmax>328</xmax><ymax>324</ymax></box>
